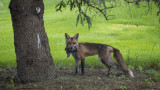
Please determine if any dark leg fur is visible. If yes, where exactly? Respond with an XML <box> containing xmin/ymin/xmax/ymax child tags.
<box><xmin>75</xmin><ymin>60</ymin><xmax>79</xmax><ymax>75</ymax></box>
<box><xmin>81</xmin><ymin>60</ymin><xmax>85</xmax><ymax>76</ymax></box>
<box><xmin>101</xmin><ymin>60</ymin><xmax>111</xmax><ymax>76</ymax></box>
<box><xmin>107</xmin><ymin>55</ymin><xmax>121</xmax><ymax>76</ymax></box>
<box><xmin>106</xmin><ymin>65</ymin><xmax>111</xmax><ymax>76</ymax></box>
<box><xmin>75</xmin><ymin>66</ymin><xmax>78</xmax><ymax>75</ymax></box>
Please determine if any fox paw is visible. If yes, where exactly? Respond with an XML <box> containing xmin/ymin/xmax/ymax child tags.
<box><xmin>74</xmin><ymin>72</ymin><xmax>78</xmax><ymax>75</ymax></box>
<box><xmin>81</xmin><ymin>73</ymin><xmax>84</xmax><ymax>76</ymax></box>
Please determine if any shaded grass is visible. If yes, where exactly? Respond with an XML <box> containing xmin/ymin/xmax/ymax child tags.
<box><xmin>0</xmin><ymin>67</ymin><xmax>160</xmax><ymax>89</ymax></box>
<box><xmin>0</xmin><ymin>0</ymin><xmax>160</xmax><ymax>69</ymax></box>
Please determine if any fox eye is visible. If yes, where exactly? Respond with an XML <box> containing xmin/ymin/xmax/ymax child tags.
<box><xmin>73</xmin><ymin>42</ymin><xmax>76</xmax><ymax>44</ymax></box>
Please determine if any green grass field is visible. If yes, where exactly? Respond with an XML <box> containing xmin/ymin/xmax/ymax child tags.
<box><xmin>0</xmin><ymin>0</ymin><xmax>160</xmax><ymax>69</ymax></box>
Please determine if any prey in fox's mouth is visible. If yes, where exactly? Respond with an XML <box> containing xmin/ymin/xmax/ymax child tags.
<box><xmin>65</xmin><ymin>45</ymin><xmax>77</xmax><ymax>58</ymax></box>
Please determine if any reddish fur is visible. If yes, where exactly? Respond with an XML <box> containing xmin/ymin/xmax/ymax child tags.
<box><xmin>113</xmin><ymin>48</ymin><xmax>130</xmax><ymax>74</ymax></box>
<box><xmin>65</xmin><ymin>33</ymin><xmax>133</xmax><ymax>77</ymax></box>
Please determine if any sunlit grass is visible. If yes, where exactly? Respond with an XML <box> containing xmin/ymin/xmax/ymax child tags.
<box><xmin>0</xmin><ymin>0</ymin><xmax>160</xmax><ymax>69</ymax></box>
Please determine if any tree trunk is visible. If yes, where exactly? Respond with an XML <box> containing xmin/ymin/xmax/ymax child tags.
<box><xmin>9</xmin><ymin>0</ymin><xmax>55</xmax><ymax>83</ymax></box>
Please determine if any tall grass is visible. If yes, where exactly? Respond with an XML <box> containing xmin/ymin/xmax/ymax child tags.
<box><xmin>0</xmin><ymin>0</ymin><xmax>160</xmax><ymax>69</ymax></box>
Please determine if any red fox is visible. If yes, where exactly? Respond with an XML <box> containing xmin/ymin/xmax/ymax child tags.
<box><xmin>65</xmin><ymin>33</ymin><xmax>134</xmax><ymax>77</ymax></box>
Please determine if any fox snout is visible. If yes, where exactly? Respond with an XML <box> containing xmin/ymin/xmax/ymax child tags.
<box><xmin>65</xmin><ymin>46</ymin><xmax>77</xmax><ymax>53</ymax></box>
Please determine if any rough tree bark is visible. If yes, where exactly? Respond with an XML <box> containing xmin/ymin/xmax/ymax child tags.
<box><xmin>9</xmin><ymin>0</ymin><xmax>55</xmax><ymax>83</ymax></box>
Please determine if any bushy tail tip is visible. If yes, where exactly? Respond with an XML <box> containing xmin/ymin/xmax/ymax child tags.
<box><xmin>129</xmin><ymin>69</ymin><xmax>134</xmax><ymax>77</ymax></box>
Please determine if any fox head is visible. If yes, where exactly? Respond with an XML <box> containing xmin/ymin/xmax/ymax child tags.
<box><xmin>65</xmin><ymin>33</ymin><xmax>79</xmax><ymax>52</ymax></box>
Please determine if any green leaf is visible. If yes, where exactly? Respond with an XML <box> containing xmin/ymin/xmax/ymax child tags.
<box><xmin>80</xmin><ymin>14</ymin><xmax>84</xmax><ymax>26</ymax></box>
<box><xmin>157</xmin><ymin>11</ymin><xmax>160</xmax><ymax>16</ymax></box>
<box><xmin>76</xmin><ymin>14</ymin><xmax>80</xmax><ymax>26</ymax></box>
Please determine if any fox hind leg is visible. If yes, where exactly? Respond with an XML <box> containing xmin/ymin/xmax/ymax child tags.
<box><xmin>98</xmin><ymin>55</ymin><xmax>111</xmax><ymax>76</ymax></box>
<box><xmin>107</xmin><ymin>52</ymin><xmax>121</xmax><ymax>76</ymax></box>
<box><xmin>101</xmin><ymin>60</ymin><xmax>111</xmax><ymax>76</ymax></box>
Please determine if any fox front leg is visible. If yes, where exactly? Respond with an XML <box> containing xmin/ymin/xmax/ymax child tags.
<box><xmin>81</xmin><ymin>58</ymin><xmax>85</xmax><ymax>76</ymax></box>
<box><xmin>75</xmin><ymin>59</ymin><xmax>80</xmax><ymax>75</ymax></box>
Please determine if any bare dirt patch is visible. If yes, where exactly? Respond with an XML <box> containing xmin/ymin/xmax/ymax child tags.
<box><xmin>0</xmin><ymin>67</ymin><xmax>159</xmax><ymax>90</ymax></box>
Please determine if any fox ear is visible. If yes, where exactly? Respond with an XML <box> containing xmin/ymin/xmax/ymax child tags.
<box><xmin>65</xmin><ymin>33</ymin><xmax>70</xmax><ymax>39</ymax></box>
<box><xmin>74</xmin><ymin>33</ymin><xmax>79</xmax><ymax>40</ymax></box>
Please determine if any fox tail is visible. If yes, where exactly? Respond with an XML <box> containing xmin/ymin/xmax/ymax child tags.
<box><xmin>113</xmin><ymin>48</ymin><xmax>134</xmax><ymax>77</ymax></box>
